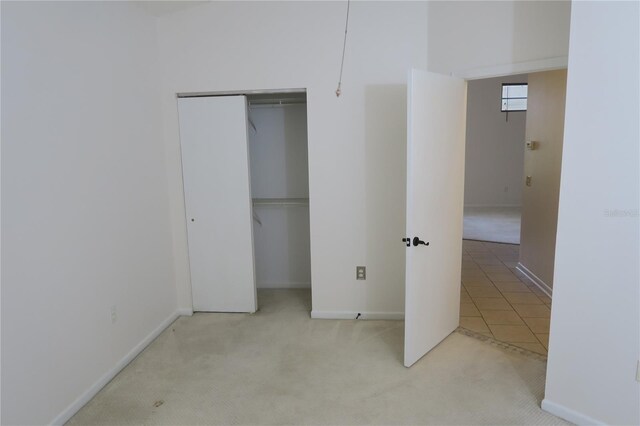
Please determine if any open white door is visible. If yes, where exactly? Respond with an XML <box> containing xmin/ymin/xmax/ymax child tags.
<box><xmin>404</xmin><ymin>70</ymin><xmax>466</xmax><ymax>367</ymax></box>
<box><xmin>178</xmin><ymin>96</ymin><xmax>257</xmax><ymax>313</ymax></box>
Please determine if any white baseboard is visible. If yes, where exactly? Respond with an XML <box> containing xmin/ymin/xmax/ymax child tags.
<box><xmin>541</xmin><ymin>399</ymin><xmax>605</xmax><ymax>425</ymax></box>
<box><xmin>516</xmin><ymin>263</ymin><xmax>552</xmax><ymax>298</ymax></box>
<box><xmin>51</xmin><ymin>310</ymin><xmax>181</xmax><ymax>425</ymax></box>
<box><xmin>177</xmin><ymin>308</ymin><xmax>193</xmax><ymax>316</ymax></box>
<box><xmin>311</xmin><ymin>310</ymin><xmax>404</xmax><ymax>320</ymax></box>
<box><xmin>257</xmin><ymin>281</ymin><xmax>311</xmax><ymax>289</ymax></box>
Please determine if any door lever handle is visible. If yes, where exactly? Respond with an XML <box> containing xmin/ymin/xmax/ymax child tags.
<box><xmin>403</xmin><ymin>237</ymin><xmax>429</xmax><ymax>247</ymax></box>
<box><xmin>412</xmin><ymin>237</ymin><xmax>429</xmax><ymax>247</ymax></box>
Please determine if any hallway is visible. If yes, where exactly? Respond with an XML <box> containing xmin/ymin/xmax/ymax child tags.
<box><xmin>460</xmin><ymin>240</ymin><xmax>551</xmax><ymax>355</ymax></box>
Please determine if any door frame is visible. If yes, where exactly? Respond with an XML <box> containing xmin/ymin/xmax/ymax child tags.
<box><xmin>458</xmin><ymin>64</ymin><xmax>571</xmax><ymax>421</ymax></box>
<box><xmin>404</xmin><ymin>58</ymin><xmax>569</xmax><ymax>366</ymax></box>
<box><xmin>456</xmin><ymin>63</ymin><xmax>570</xmax><ymax>342</ymax></box>
<box><xmin>458</xmin><ymin>61</ymin><xmax>568</xmax><ymax>292</ymax></box>
<box><xmin>455</xmin><ymin>57</ymin><xmax>567</xmax><ymax>81</ymax></box>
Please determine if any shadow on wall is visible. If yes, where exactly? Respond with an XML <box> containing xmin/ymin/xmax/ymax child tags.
<box><xmin>364</xmin><ymin>84</ymin><xmax>407</xmax><ymax>314</ymax></box>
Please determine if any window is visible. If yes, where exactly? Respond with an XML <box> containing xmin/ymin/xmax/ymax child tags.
<box><xmin>501</xmin><ymin>83</ymin><xmax>528</xmax><ymax>111</ymax></box>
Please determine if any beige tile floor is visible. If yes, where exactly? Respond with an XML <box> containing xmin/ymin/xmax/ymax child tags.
<box><xmin>460</xmin><ymin>239</ymin><xmax>552</xmax><ymax>355</ymax></box>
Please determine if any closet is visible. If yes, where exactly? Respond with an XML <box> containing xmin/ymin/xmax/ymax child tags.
<box><xmin>177</xmin><ymin>91</ymin><xmax>311</xmax><ymax>313</ymax></box>
<box><xmin>247</xmin><ymin>94</ymin><xmax>311</xmax><ymax>291</ymax></box>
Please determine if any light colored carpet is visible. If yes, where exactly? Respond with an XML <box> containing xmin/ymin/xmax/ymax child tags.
<box><xmin>464</xmin><ymin>206</ymin><xmax>522</xmax><ymax>244</ymax></box>
<box><xmin>68</xmin><ymin>289</ymin><xmax>565</xmax><ymax>425</ymax></box>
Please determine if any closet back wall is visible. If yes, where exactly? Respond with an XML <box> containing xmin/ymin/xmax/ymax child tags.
<box><xmin>250</xmin><ymin>104</ymin><xmax>311</xmax><ymax>288</ymax></box>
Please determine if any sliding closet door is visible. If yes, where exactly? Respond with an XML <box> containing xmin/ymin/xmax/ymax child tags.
<box><xmin>178</xmin><ymin>96</ymin><xmax>257</xmax><ymax>313</ymax></box>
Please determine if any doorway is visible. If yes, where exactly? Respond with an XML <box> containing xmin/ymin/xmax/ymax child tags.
<box><xmin>463</xmin><ymin>74</ymin><xmax>527</xmax><ymax>245</ymax></box>
<box><xmin>458</xmin><ymin>70</ymin><xmax>568</xmax><ymax>356</ymax></box>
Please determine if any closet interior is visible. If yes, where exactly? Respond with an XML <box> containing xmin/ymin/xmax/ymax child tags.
<box><xmin>246</xmin><ymin>93</ymin><xmax>312</xmax><ymax>295</ymax></box>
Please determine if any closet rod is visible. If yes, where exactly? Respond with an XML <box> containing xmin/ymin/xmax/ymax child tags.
<box><xmin>248</xmin><ymin>99</ymin><xmax>306</xmax><ymax>107</ymax></box>
<box><xmin>253</xmin><ymin>198</ymin><xmax>309</xmax><ymax>206</ymax></box>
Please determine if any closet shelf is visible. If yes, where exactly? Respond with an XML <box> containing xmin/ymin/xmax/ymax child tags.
<box><xmin>252</xmin><ymin>198</ymin><xmax>309</xmax><ymax>206</ymax></box>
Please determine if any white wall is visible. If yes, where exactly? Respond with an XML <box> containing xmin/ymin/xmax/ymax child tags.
<box><xmin>464</xmin><ymin>75</ymin><xmax>527</xmax><ymax>207</ymax></box>
<box><xmin>543</xmin><ymin>2</ymin><xmax>640</xmax><ymax>425</ymax></box>
<box><xmin>159</xmin><ymin>0</ymin><xmax>572</xmax><ymax>317</ymax></box>
<box><xmin>1</xmin><ymin>3</ymin><xmax>177</xmax><ymax>425</ymax></box>
<box><xmin>428</xmin><ymin>0</ymin><xmax>571</xmax><ymax>77</ymax></box>
<box><xmin>158</xmin><ymin>1</ymin><xmax>427</xmax><ymax>316</ymax></box>
<box><xmin>249</xmin><ymin>104</ymin><xmax>311</xmax><ymax>288</ymax></box>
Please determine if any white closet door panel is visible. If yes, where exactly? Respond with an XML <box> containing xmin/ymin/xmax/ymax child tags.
<box><xmin>178</xmin><ymin>96</ymin><xmax>256</xmax><ymax>313</ymax></box>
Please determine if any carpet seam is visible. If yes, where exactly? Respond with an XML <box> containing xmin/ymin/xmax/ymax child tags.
<box><xmin>456</xmin><ymin>326</ymin><xmax>548</xmax><ymax>361</ymax></box>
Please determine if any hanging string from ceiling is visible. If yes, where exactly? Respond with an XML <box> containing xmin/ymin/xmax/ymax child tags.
<box><xmin>335</xmin><ymin>0</ymin><xmax>351</xmax><ymax>98</ymax></box>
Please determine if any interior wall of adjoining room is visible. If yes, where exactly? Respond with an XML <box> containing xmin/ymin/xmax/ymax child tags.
<box><xmin>0</xmin><ymin>2</ymin><xmax>177</xmax><ymax>425</ymax></box>
<box><xmin>518</xmin><ymin>70</ymin><xmax>567</xmax><ymax>292</ymax></box>
<box><xmin>464</xmin><ymin>74</ymin><xmax>527</xmax><ymax>207</ymax></box>
<box><xmin>248</xmin><ymin>102</ymin><xmax>311</xmax><ymax>289</ymax></box>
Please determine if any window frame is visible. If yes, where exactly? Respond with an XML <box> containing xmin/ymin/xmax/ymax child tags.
<box><xmin>501</xmin><ymin>83</ymin><xmax>528</xmax><ymax>112</ymax></box>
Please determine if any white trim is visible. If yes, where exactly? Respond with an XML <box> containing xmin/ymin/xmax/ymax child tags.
<box><xmin>177</xmin><ymin>308</ymin><xmax>194</xmax><ymax>316</ymax></box>
<box><xmin>177</xmin><ymin>88</ymin><xmax>306</xmax><ymax>98</ymax></box>
<box><xmin>541</xmin><ymin>399</ymin><xmax>605</xmax><ymax>425</ymax></box>
<box><xmin>257</xmin><ymin>281</ymin><xmax>311</xmax><ymax>289</ymax></box>
<box><xmin>455</xmin><ymin>56</ymin><xmax>568</xmax><ymax>81</ymax></box>
<box><xmin>311</xmin><ymin>311</ymin><xmax>404</xmax><ymax>320</ymax></box>
<box><xmin>516</xmin><ymin>262</ymin><xmax>553</xmax><ymax>297</ymax></box>
<box><xmin>51</xmin><ymin>311</ymin><xmax>182</xmax><ymax>425</ymax></box>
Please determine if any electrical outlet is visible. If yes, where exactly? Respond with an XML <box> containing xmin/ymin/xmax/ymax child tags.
<box><xmin>356</xmin><ymin>266</ymin><xmax>366</xmax><ymax>280</ymax></box>
<box><xmin>526</xmin><ymin>176</ymin><xmax>532</xmax><ymax>187</ymax></box>
<box><xmin>111</xmin><ymin>305</ymin><xmax>117</xmax><ymax>324</ymax></box>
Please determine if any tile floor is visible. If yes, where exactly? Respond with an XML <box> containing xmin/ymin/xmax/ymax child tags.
<box><xmin>460</xmin><ymin>239</ymin><xmax>551</xmax><ymax>355</ymax></box>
